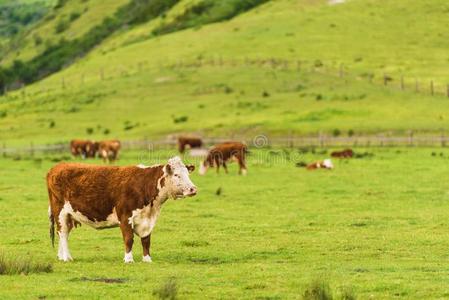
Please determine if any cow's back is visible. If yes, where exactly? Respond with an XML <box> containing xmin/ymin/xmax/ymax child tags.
<box><xmin>47</xmin><ymin>163</ymin><xmax>133</xmax><ymax>221</ymax></box>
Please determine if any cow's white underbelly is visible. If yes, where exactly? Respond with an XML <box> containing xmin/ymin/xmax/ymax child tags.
<box><xmin>63</xmin><ymin>202</ymin><xmax>120</xmax><ymax>229</ymax></box>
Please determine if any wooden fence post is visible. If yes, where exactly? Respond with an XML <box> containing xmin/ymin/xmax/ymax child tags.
<box><xmin>415</xmin><ymin>79</ymin><xmax>419</xmax><ymax>92</ymax></box>
<box><xmin>409</xmin><ymin>131</ymin><xmax>414</xmax><ymax>146</ymax></box>
<box><xmin>447</xmin><ymin>84</ymin><xmax>449</xmax><ymax>98</ymax></box>
<box><xmin>441</xmin><ymin>130</ymin><xmax>446</xmax><ymax>147</ymax></box>
<box><xmin>383</xmin><ymin>74</ymin><xmax>388</xmax><ymax>86</ymax></box>
<box><xmin>400</xmin><ymin>76</ymin><xmax>404</xmax><ymax>90</ymax></box>
<box><xmin>339</xmin><ymin>64</ymin><xmax>343</xmax><ymax>78</ymax></box>
<box><xmin>30</xmin><ymin>142</ymin><xmax>34</xmax><ymax>157</ymax></box>
<box><xmin>100</xmin><ymin>68</ymin><xmax>104</xmax><ymax>80</ymax></box>
<box><xmin>430</xmin><ymin>80</ymin><xmax>434</xmax><ymax>96</ymax></box>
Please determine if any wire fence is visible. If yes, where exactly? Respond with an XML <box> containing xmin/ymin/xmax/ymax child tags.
<box><xmin>1</xmin><ymin>134</ymin><xmax>449</xmax><ymax>157</ymax></box>
<box><xmin>4</xmin><ymin>56</ymin><xmax>449</xmax><ymax>99</ymax></box>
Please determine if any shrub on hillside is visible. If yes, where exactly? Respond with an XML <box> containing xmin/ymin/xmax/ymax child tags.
<box><xmin>55</xmin><ymin>18</ymin><xmax>70</xmax><ymax>33</ymax></box>
<box><xmin>152</xmin><ymin>0</ymin><xmax>269</xmax><ymax>36</ymax></box>
<box><xmin>69</xmin><ymin>12</ymin><xmax>82</xmax><ymax>22</ymax></box>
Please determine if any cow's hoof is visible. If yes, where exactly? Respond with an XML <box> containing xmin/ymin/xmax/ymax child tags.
<box><xmin>142</xmin><ymin>255</ymin><xmax>152</xmax><ymax>263</ymax></box>
<box><xmin>58</xmin><ymin>256</ymin><xmax>73</xmax><ymax>262</ymax></box>
<box><xmin>124</xmin><ymin>252</ymin><xmax>134</xmax><ymax>263</ymax></box>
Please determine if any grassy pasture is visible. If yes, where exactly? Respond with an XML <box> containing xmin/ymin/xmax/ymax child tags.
<box><xmin>3</xmin><ymin>63</ymin><xmax>449</xmax><ymax>146</ymax></box>
<box><xmin>1</xmin><ymin>147</ymin><xmax>449</xmax><ymax>299</ymax></box>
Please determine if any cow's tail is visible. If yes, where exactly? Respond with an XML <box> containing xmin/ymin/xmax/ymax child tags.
<box><xmin>48</xmin><ymin>206</ymin><xmax>55</xmax><ymax>248</ymax></box>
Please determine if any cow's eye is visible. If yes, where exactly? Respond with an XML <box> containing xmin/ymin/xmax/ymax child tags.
<box><xmin>174</xmin><ymin>174</ymin><xmax>180</xmax><ymax>178</ymax></box>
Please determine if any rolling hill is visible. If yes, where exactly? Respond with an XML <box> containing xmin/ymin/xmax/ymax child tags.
<box><xmin>1</xmin><ymin>0</ymin><xmax>449</xmax><ymax>146</ymax></box>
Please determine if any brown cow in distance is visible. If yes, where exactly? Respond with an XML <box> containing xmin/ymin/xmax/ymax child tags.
<box><xmin>331</xmin><ymin>148</ymin><xmax>354</xmax><ymax>158</ymax></box>
<box><xmin>199</xmin><ymin>142</ymin><xmax>248</xmax><ymax>175</ymax></box>
<box><xmin>178</xmin><ymin>136</ymin><xmax>203</xmax><ymax>153</ymax></box>
<box><xmin>70</xmin><ymin>140</ymin><xmax>98</xmax><ymax>159</ymax></box>
<box><xmin>99</xmin><ymin>139</ymin><xmax>121</xmax><ymax>163</ymax></box>
<box><xmin>47</xmin><ymin>156</ymin><xmax>197</xmax><ymax>263</ymax></box>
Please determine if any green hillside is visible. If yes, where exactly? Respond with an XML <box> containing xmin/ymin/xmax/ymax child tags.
<box><xmin>2</xmin><ymin>0</ymin><xmax>449</xmax><ymax>146</ymax></box>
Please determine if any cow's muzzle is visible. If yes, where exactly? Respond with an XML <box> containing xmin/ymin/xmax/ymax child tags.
<box><xmin>184</xmin><ymin>187</ymin><xmax>197</xmax><ymax>197</ymax></box>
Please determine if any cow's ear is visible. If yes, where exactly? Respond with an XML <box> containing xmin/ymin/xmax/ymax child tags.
<box><xmin>186</xmin><ymin>164</ymin><xmax>195</xmax><ymax>173</ymax></box>
<box><xmin>164</xmin><ymin>164</ymin><xmax>173</xmax><ymax>175</ymax></box>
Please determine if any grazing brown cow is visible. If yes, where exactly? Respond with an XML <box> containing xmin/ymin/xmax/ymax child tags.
<box><xmin>70</xmin><ymin>140</ymin><xmax>98</xmax><ymax>159</ymax></box>
<box><xmin>331</xmin><ymin>148</ymin><xmax>354</xmax><ymax>158</ymax></box>
<box><xmin>98</xmin><ymin>139</ymin><xmax>121</xmax><ymax>163</ymax></box>
<box><xmin>47</xmin><ymin>157</ymin><xmax>197</xmax><ymax>263</ymax></box>
<box><xmin>307</xmin><ymin>159</ymin><xmax>334</xmax><ymax>170</ymax></box>
<box><xmin>199</xmin><ymin>142</ymin><xmax>248</xmax><ymax>175</ymax></box>
<box><xmin>178</xmin><ymin>136</ymin><xmax>203</xmax><ymax>153</ymax></box>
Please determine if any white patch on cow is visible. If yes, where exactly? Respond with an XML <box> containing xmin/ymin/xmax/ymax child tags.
<box><xmin>323</xmin><ymin>159</ymin><xmax>334</xmax><ymax>169</ymax></box>
<box><xmin>128</xmin><ymin>204</ymin><xmax>161</xmax><ymax>238</ymax></box>
<box><xmin>124</xmin><ymin>251</ymin><xmax>134</xmax><ymax>263</ymax></box>
<box><xmin>329</xmin><ymin>0</ymin><xmax>345</xmax><ymax>5</ymax></box>
<box><xmin>199</xmin><ymin>161</ymin><xmax>207</xmax><ymax>175</ymax></box>
<box><xmin>142</xmin><ymin>255</ymin><xmax>152</xmax><ymax>263</ymax></box>
<box><xmin>189</xmin><ymin>148</ymin><xmax>208</xmax><ymax>157</ymax></box>
<box><xmin>70</xmin><ymin>206</ymin><xmax>120</xmax><ymax>229</ymax></box>
<box><xmin>137</xmin><ymin>164</ymin><xmax>150</xmax><ymax>169</ymax></box>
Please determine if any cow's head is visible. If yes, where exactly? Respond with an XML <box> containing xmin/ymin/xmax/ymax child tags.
<box><xmin>163</xmin><ymin>156</ymin><xmax>197</xmax><ymax>198</ymax></box>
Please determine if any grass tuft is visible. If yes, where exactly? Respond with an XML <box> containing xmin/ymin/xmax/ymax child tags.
<box><xmin>0</xmin><ymin>253</ymin><xmax>53</xmax><ymax>275</ymax></box>
<box><xmin>302</xmin><ymin>279</ymin><xmax>333</xmax><ymax>300</ymax></box>
<box><xmin>153</xmin><ymin>277</ymin><xmax>179</xmax><ymax>300</ymax></box>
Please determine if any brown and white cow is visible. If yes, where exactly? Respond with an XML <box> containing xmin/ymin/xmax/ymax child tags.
<box><xmin>177</xmin><ymin>136</ymin><xmax>203</xmax><ymax>154</ymax></box>
<box><xmin>331</xmin><ymin>148</ymin><xmax>354</xmax><ymax>158</ymax></box>
<box><xmin>307</xmin><ymin>159</ymin><xmax>334</xmax><ymax>170</ymax></box>
<box><xmin>98</xmin><ymin>139</ymin><xmax>121</xmax><ymax>163</ymax></box>
<box><xmin>199</xmin><ymin>142</ymin><xmax>248</xmax><ymax>175</ymax></box>
<box><xmin>70</xmin><ymin>140</ymin><xmax>98</xmax><ymax>159</ymax></box>
<box><xmin>47</xmin><ymin>156</ymin><xmax>197</xmax><ymax>263</ymax></box>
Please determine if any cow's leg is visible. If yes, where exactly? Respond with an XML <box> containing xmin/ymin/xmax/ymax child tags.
<box><xmin>222</xmin><ymin>161</ymin><xmax>228</xmax><ymax>174</ymax></box>
<box><xmin>120</xmin><ymin>221</ymin><xmax>134</xmax><ymax>263</ymax></box>
<box><xmin>141</xmin><ymin>234</ymin><xmax>152</xmax><ymax>263</ymax></box>
<box><xmin>238</xmin><ymin>157</ymin><xmax>247</xmax><ymax>175</ymax></box>
<box><xmin>57</xmin><ymin>205</ymin><xmax>74</xmax><ymax>262</ymax></box>
<box><xmin>215</xmin><ymin>157</ymin><xmax>220</xmax><ymax>174</ymax></box>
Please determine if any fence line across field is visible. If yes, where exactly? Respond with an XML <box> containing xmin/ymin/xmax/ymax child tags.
<box><xmin>5</xmin><ymin>56</ymin><xmax>449</xmax><ymax>100</ymax></box>
<box><xmin>2</xmin><ymin>135</ymin><xmax>449</xmax><ymax>156</ymax></box>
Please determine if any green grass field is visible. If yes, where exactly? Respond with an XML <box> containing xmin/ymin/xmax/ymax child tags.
<box><xmin>1</xmin><ymin>147</ymin><xmax>449</xmax><ymax>299</ymax></box>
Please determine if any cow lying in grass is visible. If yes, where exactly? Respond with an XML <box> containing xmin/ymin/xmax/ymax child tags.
<box><xmin>199</xmin><ymin>142</ymin><xmax>248</xmax><ymax>175</ymax></box>
<box><xmin>331</xmin><ymin>148</ymin><xmax>353</xmax><ymax>158</ymax></box>
<box><xmin>47</xmin><ymin>157</ymin><xmax>197</xmax><ymax>263</ymax></box>
<box><xmin>307</xmin><ymin>159</ymin><xmax>334</xmax><ymax>170</ymax></box>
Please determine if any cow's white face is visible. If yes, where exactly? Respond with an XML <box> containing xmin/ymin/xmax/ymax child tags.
<box><xmin>164</xmin><ymin>156</ymin><xmax>197</xmax><ymax>198</ymax></box>
<box><xmin>323</xmin><ymin>159</ymin><xmax>333</xmax><ymax>169</ymax></box>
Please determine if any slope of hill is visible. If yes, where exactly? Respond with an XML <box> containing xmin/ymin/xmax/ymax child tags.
<box><xmin>0</xmin><ymin>0</ymin><xmax>128</xmax><ymax>66</ymax></box>
<box><xmin>2</xmin><ymin>0</ymin><xmax>449</xmax><ymax>146</ymax></box>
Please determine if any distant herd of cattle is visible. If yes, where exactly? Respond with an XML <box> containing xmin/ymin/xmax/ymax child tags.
<box><xmin>70</xmin><ymin>137</ymin><xmax>249</xmax><ymax>175</ymax></box>
<box><xmin>49</xmin><ymin>136</ymin><xmax>354</xmax><ymax>263</ymax></box>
